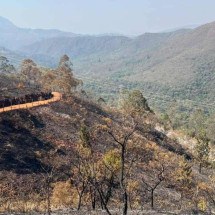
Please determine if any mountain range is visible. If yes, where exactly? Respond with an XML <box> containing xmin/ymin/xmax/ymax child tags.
<box><xmin>0</xmin><ymin>16</ymin><xmax>78</xmax><ymax>50</ymax></box>
<box><xmin>0</xmin><ymin>16</ymin><xmax>214</xmax><ymax>113</ymax></box>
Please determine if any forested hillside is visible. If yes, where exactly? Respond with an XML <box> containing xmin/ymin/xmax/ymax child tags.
<box><xmin>0</xmin><ymin>54</ymin><xmax>214</xmax><ymax>214</ymax></box>
<box><xmin>70</xmin><ymin>23</ymin><xmax>215</xmax><ymax>114</ymax></box>
<box><xmin>1</xmin><ymin>17</ymin><xmax>215</xmax><ymax>116</ymax></box>
<box><xmin>0</xmin><ymin>0</ymin><xmax>215</xmax><ymax>212</ymax></box>
<box><xmin>0</xmin><ymin>16</ymin><xmax>78</xmax><ymax>50</ymax></box>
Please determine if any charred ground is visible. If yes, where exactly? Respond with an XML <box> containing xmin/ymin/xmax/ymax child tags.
<box><xmin>0</xmin><ymin>94</ymin><xmax>214</xmax><ymax>214</ymax></box>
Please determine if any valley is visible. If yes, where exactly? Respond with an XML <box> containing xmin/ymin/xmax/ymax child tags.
<box><xmin>0</xmin><ymin>17</ymin><xmax>215</xmax><ymax>115</ymax></box>
<box><xmin>0</xmin><ymin>12</ymin><xmax>214</xmax><ymax>214</ymax></box>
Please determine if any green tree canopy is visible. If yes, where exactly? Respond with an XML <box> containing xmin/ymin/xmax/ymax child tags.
<box><xmin>0</xmin><ymin>56</ymin><xmax>15</xmax><ymax>74</ymax></box>
<box><xmin>55</xmin><ymin>55</ymin><xmax>82</xmax><ymax>94</ymax></box>
<box><xmin>19</xmin><ymin>59</ymin><xmax>42</xmax><ymax>88</ymax></box>
<box><xmin>119</xmin><ymin>89</ymin><xmax>152</xmax><ymax>116</ymax></box>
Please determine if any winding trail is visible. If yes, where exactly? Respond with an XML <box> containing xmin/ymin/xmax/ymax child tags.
<box><xmin>0</xmin><ymin>92</ymin><xmax>62</xmax><ymax>113</ymax></box>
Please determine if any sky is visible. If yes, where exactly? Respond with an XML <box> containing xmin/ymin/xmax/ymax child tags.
<box><xmin>0</xmin><ymin>0</ymin><xmax>215</xmax><ymax>35</ymax></box>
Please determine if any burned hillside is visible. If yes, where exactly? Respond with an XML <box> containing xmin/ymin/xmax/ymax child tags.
<box><xmin>0</xmin><ymin>93</ymin><xmax>214</xmax><ymax>214</ymax></box>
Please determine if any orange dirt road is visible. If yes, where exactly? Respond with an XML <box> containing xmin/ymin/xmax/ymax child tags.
<box><xmin>0</xmin><ymin>92</ymin><xmax>62</xmax><ymax>114</ymax></box>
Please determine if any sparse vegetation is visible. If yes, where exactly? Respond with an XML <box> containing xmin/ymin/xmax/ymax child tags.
<box><xmin>0</xmin><ymin>59</ymin><xmax>214</xmax><ymax>214</ymax></box>
<box><xmin>0</xmin><ymin>17</ymin><xmax>214</xmax><ymax>215</ymax></box>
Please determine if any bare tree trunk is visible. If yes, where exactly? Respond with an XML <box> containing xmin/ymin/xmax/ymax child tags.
<box><xmin>77</xmin><ymin>195</ymin><xmax>82</xmax><ymax>210</ymax></box>
<box><xmin>75</xmin><ymin>180</ymin><xmax>88</xmax><ymax>211</ymax></box>
<box><xmin>120</xmin><ymin>145</ymin><xmax>128</xmax><ymax>215</ymax></box>
<box><xmin>92</xmin><ymin>195</ymin><xmax>96</xmax><ymax>210</ymax></box>
<box><xmin>47</xmin><ymin>179</ymin><xmax>52</xmax><ymax>215</ymax></box>
<box><xmin>128</xmin><ymin>193</ymin><xmax>133</xmax><ymax>210</ymax></box>
<box><xmin>97</xmin><ymin>189</ymin><xmax>112</xmax><ymax>215</ymax></box>
<box><xmin>151</xmin><ymin>189</ymin><xmax>154</xmax><ymax>209</ymax></box>
<box><xmin>99</xmin><ymin>194</ymin><xmax>104</xmax><ymax>209</ymax></box>
<box><xmin>199</xmin><ymin>162</ymin><xmax>202</xmax><ymax>174</ymax></box>
<box><xmin>142</xmin><ymin>165</ymin><xmax>165</xmax><ymax>210</ymax></box>
<box><xmin>122</xmin><ymin>190</ymin><xmax>128</xmax><ymax>215</ymax></box>
<box><xmin>77</xmin><ymin>188</ymin><xmax>85</xmax><ymax>210</ymax></box>
<box><xmin>90</xmin><ymin>186</ymin><xmax>96</xmax><ymax>210</ymax></box>
<box><xmin>108</xmin><ymin>125</ymin><xmax>136</xmax><ymax>215</ymax></box>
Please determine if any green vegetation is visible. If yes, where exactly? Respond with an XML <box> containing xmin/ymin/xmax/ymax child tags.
<box><xmin>1</xmin><ymin>18</ymin><xmax>215</xmax><ymax>120</ymax></box>
<box><xmin>0</xmin><ymin>60</ymin><xmax>215</xmax><ymax>214</ymax></box>
<box><xmin>0</xmin><ymin>17</ymin><xmax>215</xmax><ymax>214</ymax></box>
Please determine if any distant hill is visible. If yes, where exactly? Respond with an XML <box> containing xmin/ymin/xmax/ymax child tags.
<box><xmin>0</xmin><ymin>47</ymin><xmax>25</xmax><ymax>66</ymax></box>
<box><xmin>20</xmin><ymin>35</ymin><xmax>131</xmax><ymax>59</ymax></box>
<box><xmin>69</xmin><ymin>22</ymin><xmax>213</xmax><ymax>113</ymax></box>
<box><xmin>19</xmin><ymin>30</ymin><xmax>189</xmax><ymax>71</ymax></box>
<box><xmin>0</xmin><ymin>16</ymin><xmax>214</xmax><ymax>113</ymax></box>
<box><xmin>0</xmin><ymin>16</ymin><xmax>78</xmax><ymax>50</ymax></box>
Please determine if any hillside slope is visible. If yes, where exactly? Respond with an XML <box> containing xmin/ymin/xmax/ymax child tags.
<box><xmin>1</xmin><ymin>17</ymin><xmax>214</xmax><ymax>113</ymax></box>
<box><xmin>0</xmin><ymin>95</ymin><xmax>190</xmax><ymax>173</ymax></box>
<box><xmin>18</xmin><ymin>23</ymin><xmax>215</xmax><ymax>112</ymax></box>
<box><xmin>0</xmin><ymin>16</ymin><xmax>78</xmax><ymax>50</ymax></box>
<box><xmin>20</xmin><ymin>35</ymin><xmax>131</xmax><ymax>63</ymax></box>
<box><xmin>72</xmin><ymin>23</ymin><xmax>215</xmax><ymax>113</ymax></box>
<box><xmin>0</xmin><ymin>94</ymin><xmax>214</xmax><ymax>213</ymax></box>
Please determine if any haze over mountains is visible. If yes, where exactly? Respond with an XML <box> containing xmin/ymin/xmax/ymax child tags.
<box><xmin>0</xmin><ymin>16</ymin><xmax>215</xmax><ymax>113</ymax></box>
<box><xmin>0</xmin><ymin>16</ymin><xmax>78</xmax><ymax>50</ymax></box>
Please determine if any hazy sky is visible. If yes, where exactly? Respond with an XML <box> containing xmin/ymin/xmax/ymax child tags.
<box><xmin>1</xmin><ymin>0</ymin><xmax>215</xmax><ymax>35</ymax></box>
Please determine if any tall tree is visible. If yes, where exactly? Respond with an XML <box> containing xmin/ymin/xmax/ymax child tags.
<box><xmin>195</xmin><ymin>135</ymin><xmax>210</xmax><ymax>174</ymax></box>
<box><xmin>188</xmin><ymin>109</ymin><xmax>210</xmax><ymax>173</ymax></box>
<box><xmin>0</xmin><ymin>56</ymin><xmax>15</xmax><ymax>73</ymax></box>
<box><xmin>108</xmin><ymin>123</ymin><xmax>137</xmax><ymax>215</ymax></box>
<box><xmin>188</xmin><ymin>109</ymin><xmax>206</xmax><ymax>138</ymax></box>
<box><xmin>55</xmin><ymin>55</ymin><xmax>81</xmax><ymax>94</ymax></box>
<box><xmin>119</xmin><ymin>89</ymin><xmax>152</xmax><ymax>117</ymax></box>
<box><xmin>19</xmin><ymin>59</ymin><xmax>42</xmax><ymax>89</ymax></box>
